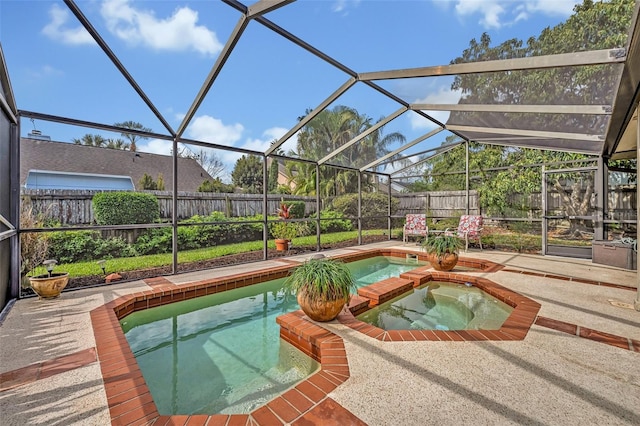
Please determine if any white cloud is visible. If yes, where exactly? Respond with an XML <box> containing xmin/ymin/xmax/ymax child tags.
<box><xmin>186</xmin><ymin>115</ymin><xmax>244</xmax><ymax>146</ymax></box>
<box><xmin>42</xmin><ymin>4</ymin><xmax>94</xmax><ymax>45</ymax></box>
<box><xmin>410</xmin><ymin>87</ymin><xmax>462</xmax><ymax>129</ymax></box>
<box><xmin>331</xmin><ymin>0</ymin><xmax>361</xmax><ymax>15</ymax></box>
<box><xmin>452</xmin><ymin>0</ymin><xmax>579</xmax><ymax>29</ymax></box>
<box><xmin>140</xmin><ymin>138</ymin><xmax>172</xmax><ymax>155</ymax></box>
<box><xmin>524</xmin><ymin>0</ymin><xmax>578</xmax><ymax>16</ymax></box>
<box><xmin>100</xmin><ymin>0</ymin><xmax>222</xmax><ymax>55</ymax></box>
<box><xmin>455</xmin><ymin>0</ymin><xmax>505</xmax><ymax>29</ymax></box>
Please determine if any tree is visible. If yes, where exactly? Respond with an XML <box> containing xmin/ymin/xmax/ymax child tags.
<box><xmin>198</xmin><ymin>178</ymin><xmax>235</xmax><ymax>193</ymax></box>
<box><xmin>192</xmin><ymin>148</ymin><xmax>226</xmax><ymax>179</ymax></box>
<box><xmin>268</xmin><ymin>158</ymin><xmax>280</xmax><ymax>193</ymax></box>
<box><xmin>105</xmin><ymin>138</ymin><xmax>130</xmax><ymax>150</ymax></box>
<box><xmin>231</xmin><ymin>155</ymin><xmax>263</xmax><ymax>193</ymax></box>
<box><xmin>72</xmin><ymin>134</ymin><xmax>106</xmax><ymax>147</ymax></box>
<box><xmin>287</xmin><ymin>105</ymin><xmax>406</xmax><ymax>196</ymax></box>
<box><xmin>139</xmin><ymin>173</ymin><xmax>165</xmax><ymax>190</ymax></box>
<box><xmin>414</xmin><ymin>0</ymin><xmax>634</xmax><ymax>225</ymax></box>
<box><xmin>114</xmin><ymin>121</ymin><xmax>152</xmax><ymax>152</ymax></box>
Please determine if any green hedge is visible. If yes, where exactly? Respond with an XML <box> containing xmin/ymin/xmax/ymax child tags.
<box><xmin>134</xmin><ymin>212</ymin><xmax>264</xmax><ymax>255</ymax></box>
<box><xmin>48</xmin><ymin>230</ymin><xmax>137</xmax><ymax>263</ymax></box>
<box><xmin>93</xmin><ymin>192</ymin><xmax>160</xmax><ymax>225</ymax></box>
<box><xmin>285</xmin><ymin>201</ymin><xmax>306</xmax><ymax>218</ymax></box>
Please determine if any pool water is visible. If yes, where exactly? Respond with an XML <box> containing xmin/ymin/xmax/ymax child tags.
<box><xmin>351</xmin><ymin>256</ymin><xmax>426</xmax><ymax>287</ymax></box>
<box><xmin>121</xmin><ymin>256</ymin><xmax>421</xmax><ymax>415</ymax></box>
<box><xmin>357</xmin><ymin>281</ymin><xmax>513</xmax><ymax>331</ymax></box>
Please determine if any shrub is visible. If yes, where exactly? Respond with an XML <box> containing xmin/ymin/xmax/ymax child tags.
<box><xmin>48</xmin><ymin>230</ymin><xmax>137</xmax><ymax>263</ymax></box>
<box><xmin>331</xmin><ymin>193</ymin><xmax>398</xmax><ymax>228</ymax></box>
<box><xmin>315</xmin><ymin>209</ymin><xmax>353</xmax><ymax>233</ymax></box>
<box><xmin>285</xmin><ymin>201</ymin><xmax>306</xmax><ymax>218</ymax></box>
<box><xmin>93</xmin><ymin>192</ymin><xmax>160</xmax><ymax>225</ymax></box>
<box><xmin>134</xmin><ymin>212</ymin><xmax>264</xmax><ymax>255</ymax></box>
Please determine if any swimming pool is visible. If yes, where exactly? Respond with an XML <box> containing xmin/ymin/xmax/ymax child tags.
<box><xmin>356</xmin><ymin>281</ymin><xmax>513</xmax><ymax>331</ymax></box>
<box><xmin>121</xmin><ymin>255</ymin><xmax>423</xmax><ymax>415</ymax></box>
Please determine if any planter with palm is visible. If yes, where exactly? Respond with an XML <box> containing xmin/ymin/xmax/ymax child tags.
<box><xmin>421</xmin><ymin>234</ymin><xmax>463</xmax><ymax>271</ymax></box>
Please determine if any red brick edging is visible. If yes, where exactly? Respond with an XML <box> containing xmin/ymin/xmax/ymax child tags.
<box><xmin>535</xmin><ymin>316</ymin><xmax>640</xmax><ymax>352</ymax></box>
<box><xmin>502</xmin><ymin>268</ymin><xmax>634</xmax><ymax>291</ymax></box>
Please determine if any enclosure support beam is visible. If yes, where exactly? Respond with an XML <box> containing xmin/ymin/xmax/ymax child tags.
<box><xmin>541</xmin><ymin>165</ymin><xmax>548</xmax><ymax>256</ymax></box>
<box><xmin>595</xmin><ymin>156</ymin><xmax>605</xmax><ymax>241</ymax></box>
<box><xmin>448</xmin><ymin>125</ymin><xmax>602</xmax><ymax>142</ymax></box>
<box><xmin>390</xmin><ymin>143</ymin><xmax>461</xmax><ymax>176</ymax></box>
<box><xmin>358</xmin><ymin>172</ymin><xmax>362</xmax><ymax>246</ymax></box>
<box><xmin>465</xmin><ymin>141</ymin><xmax>470</xmax><ymax>215</ymax></box>
<box><xmin>263</xmin><ymin>158</ymin><xmax>269</xmax><ymax>260</ymax></box>
<box><xmin>388</xmin><ymin>176</ymin><xmax>392</xmax><ymax>241</ymax></box>
<box><xmin>171</xmin><ymin>138</ymin><xmax>178</xmax><ymax>275</ymax></box>
<box><xmin>360</xmin><ymin>128</ymin><xmax>443</xmax><ymax>172</ymax></box>
<box><xmin>360</xmin><ymin>48</ymin><xmax>625</xmax><ymax>80</ymax></box>
<box><xmin>316</xmin><ymin>164</ymin><xmax>321</xmax><ymax>252</ymax></box>
<box><xmin>635</xmin><ymin>112</ymin><xmax>640</xmax><ymax>311</ymax></box>
<box><xmin>267</xmin><ymin>77</ymin><xmax>356</xmax><ymax>156</ymax></box>
<box><xmin>176</xmin><ymin>15</ymin><xmax>249</xmax><ymax>138</ymax></box>
<box><xmin>10</xmin><ymin>121</ymin><xmax>20</xmax><ymax>299</ymax></box>
<box><xmin>63</xmin><ymin>0</ymin><xmax>175</xmax><ymax>137</ymax></box>
<box><xmin>411</xmin><ymin>104</ymin><xmax>611</xmax><ymax>115</ymax></box>
<box><xmin>318</xmin><ymin>107</ymin><xmax>407</xmax><ymax>165</ymax></box>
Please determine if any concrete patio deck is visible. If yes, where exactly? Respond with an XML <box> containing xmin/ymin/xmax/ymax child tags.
<box><xmin>1</xmin><ymin>242</ymin><xmax>638</xmax><ymax>425</ymax></box>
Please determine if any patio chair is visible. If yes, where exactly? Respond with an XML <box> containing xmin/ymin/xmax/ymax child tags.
<box><xmin>403</xmin><ymin>213</ymin><xmax>428</xmax><ymax>244</ymax></box>
<box><xmin>446</xmin><ymin>215</ymin><xmax>483</xmax><ymax>252</ymax></box>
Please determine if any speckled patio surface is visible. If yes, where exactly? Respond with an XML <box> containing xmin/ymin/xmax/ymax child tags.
<box><xmin>1</xmin><ymin>241</ymin><xmax>638</xmax><ymax>425</ymax></box>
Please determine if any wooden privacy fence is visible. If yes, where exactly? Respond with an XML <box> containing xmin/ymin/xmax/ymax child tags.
<box><xmin>21</xmin><ymin>188</ymin><xmax>636</xmax><ymax>225</ymax></box>
<box><xmin>395</xmin><ymin>191</ymin><xmax>480</xmax><ymax>218</ymax></box>
<box><xmin>21</xmin><ymin>189</ymin><xmax>319</xmax><ymax>225</ymax></box>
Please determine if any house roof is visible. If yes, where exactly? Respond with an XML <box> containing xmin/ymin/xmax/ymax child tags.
<box><xmin>20</xmin><ymin>138</ymin><xmax>213</xmax><ymax>192</ymax></box>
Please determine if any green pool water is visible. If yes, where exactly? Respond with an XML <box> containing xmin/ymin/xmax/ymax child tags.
<box><xmin>357</xmin><ymin>281</ymin><xmax>513</xmax><ymax>331</ymax></box>
<box><xmin>121</xmin><ymin>256</ymin><xmax>422</xmax><ymax>415</ymax></box>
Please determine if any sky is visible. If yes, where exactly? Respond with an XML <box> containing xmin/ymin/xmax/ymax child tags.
<box><xmin>1</xmin><ymin>0</ymin><xmax>584</xmax><ymax>180</ymax></box>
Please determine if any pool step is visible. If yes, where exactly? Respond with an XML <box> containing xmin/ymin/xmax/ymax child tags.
<box><xmin>357</xmin><ymin>277</ymin><xmax>414</xmax><ymax>307</ymax></box>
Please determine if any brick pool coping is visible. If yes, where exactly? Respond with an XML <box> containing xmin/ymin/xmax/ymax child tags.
<box><xmin>83</xmin><ymin>249</ymin><xmax>546</xmax><ymax>424</ymax></box>
<box><xmin>2</xmin><ymin>248</ymin><xmax>638</xmax><ymax>424</ymax></box>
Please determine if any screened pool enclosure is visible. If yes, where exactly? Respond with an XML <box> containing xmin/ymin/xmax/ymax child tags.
<box><xmin>1</xmin><ymin>0</ymin><xmax>639</xmax><ymax>312</ymax></box>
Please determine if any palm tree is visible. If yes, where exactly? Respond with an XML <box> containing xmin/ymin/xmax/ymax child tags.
<box><xmin>289</xmin><ymin>105</ymin><xmax>405</xmax><ymax>197</ymax></box>
<box><xmin>114</xmin><ymin>121</ymin><xmax>152</xmax><ymax>152</ymax></box>
<box><xmin>72</xmin><ymin>134</ymin><xmax>107</xmax><ymax>147</ymax></box>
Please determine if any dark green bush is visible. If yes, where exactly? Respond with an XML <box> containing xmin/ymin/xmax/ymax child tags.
<box><xmin>48</xmin><ymin>230</ymin><xmax>136</xmax><ymax>263</ymax></box>
<box><xmin>331</xmin><ymin>193</ymin><xmax>398</xmax><ymax>228</ymax></box>
<box><xmin>314</xmin><ymin>209</ymin><xmax>353</xmax><ymax>233</ymax></box>
<box><xmin>93</xmin><ymin>192</ymin><xmax>160</xmax><ymax>225</ymax></box>
<box><xmin>134</xmin><ymin>212</ymin><xmax>264</xmax><ymax>255</ymax></box>
<box><xmin>285</xmin><ymin>201</ymin><xmax>306</xmax><ymax>218</ymax></box>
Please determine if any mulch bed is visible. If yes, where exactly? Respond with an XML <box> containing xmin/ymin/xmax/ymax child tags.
<box><xmin>22</xmin><ymin>235</ymin><xmax>391</xmax><ymax>296</ymax></box>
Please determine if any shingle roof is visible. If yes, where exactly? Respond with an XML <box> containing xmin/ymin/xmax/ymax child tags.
<box><xmin>20</xmin><ymin>138</ymin><xmax>213</xmax><ymax>192</ymax></box>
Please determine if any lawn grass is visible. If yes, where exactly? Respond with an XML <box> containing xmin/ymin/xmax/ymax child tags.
<box><xmin>60</xmin><ymin>229</ymin><xmax>388</xmax><ymax>277</ymax></box>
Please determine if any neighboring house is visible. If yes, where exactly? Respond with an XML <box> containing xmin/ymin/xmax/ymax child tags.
<box><xmin>20</xmin><ymin>138</ymin><xmax>213</xmax><ymax>192</ymax></box>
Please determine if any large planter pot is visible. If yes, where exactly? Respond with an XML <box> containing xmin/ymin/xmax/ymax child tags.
<box><xmin>296</xmin><ymin>288</ymin><xmax>349</xmax><ymax>322</ymax></box>
<box><xmin>275</xmin><ymin>239</ymin><xmax>290</xmax><ymax>252</ymax></box>
<box><xmin>428</xmin><ymin>253</ymin><xmax>459</xmax><ymax>271</ymax></box>
<box><xmin>28</xmin><ymin>272</ymin><xmax>69</xmax><ymax>299</ymax></box>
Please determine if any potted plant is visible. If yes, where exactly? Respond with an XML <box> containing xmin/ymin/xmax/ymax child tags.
<box><xmin>421</xmin><ymin>234</ymin><xmax>463</xmax><ymax>271</ymax></box>
<box><xmin>286</xmin><ymin>256</ymin><xmax>357</xmax><ymax>322</ymax></box>
<box><xmin>272</xmin><ymin>202</ymin><xmax>298</xmax><ymax>251</ymax></box>
<box><xmin>27</xmin><ymin>259</ymin><xmax>69</xmax><ymax>299</ymax></box>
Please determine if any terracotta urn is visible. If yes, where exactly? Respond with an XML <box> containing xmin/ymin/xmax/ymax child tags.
<box><xmin>429</xmin><ymin>253</ymin><xmax>459</xmax><ymax>271</ymax></box>
<box><xmin>296</xmin><ymin>288</ymin><xmax>349</xmax><ymax>322</ymax></box>
<box><xmin>29</xmin><ymin>273</ymin><xmax>69</xmax><ymax>299</ymax></box>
